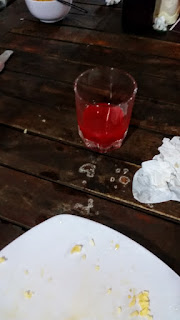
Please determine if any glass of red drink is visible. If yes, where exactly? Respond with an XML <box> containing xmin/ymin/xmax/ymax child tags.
<box><xmin>74</xmin><ymin>67</ymin><xmax>137</xmax><ymax>153</ymax></box>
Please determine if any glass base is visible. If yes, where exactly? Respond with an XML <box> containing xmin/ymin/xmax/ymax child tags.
<box><xmin>78</xmin><ymin>126</ymin><xmax>128</xmax><ymax>153</ymax></box>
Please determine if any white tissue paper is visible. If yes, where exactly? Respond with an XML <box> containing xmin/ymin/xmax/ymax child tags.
<box><xmin>153</xmin><ymin>16</ymin><xmax>168</xmax><ymax>32</ymax></box>
<box><xmin>105</xmin><ymin>0</ymin><xmax>121</xmax><ymax>6</ymax></box>
<box><xmin>132</xmin><ymin>136</ymin><xmax>180</xmax><ymax>204</ymax></box>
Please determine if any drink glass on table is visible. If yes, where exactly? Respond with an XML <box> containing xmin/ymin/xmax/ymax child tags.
<box><xmin>74</xmin><ymin>67</ymin><xmax>137</xmax><ymax>153</ymax></box>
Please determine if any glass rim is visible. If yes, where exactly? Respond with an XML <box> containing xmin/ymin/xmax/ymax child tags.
<box><xmin>74</xmin><ymin>66</ymin><xmax>138</xmax><ymax>106</ymax></box>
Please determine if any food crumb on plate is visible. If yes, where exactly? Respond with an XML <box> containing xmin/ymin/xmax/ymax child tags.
<box><xmin>107</xmin><ymin>288</ymin><xmax>112</xmax><ymax>294</ymax></box>
<box><xmin>95</xmin><ymin>265</ymin><xmax>100</xmax><ymax>271</ymax></box>
<box><xmin>71</xmin><ymin>244</ymin><xmax>83</xmax><ymax>254</ymax></box>
<box><xmin>140</xmin><ymin>308</ymin><xmax>151</xmax><ymax>316</ymax></box>
<box><xmin>0</xmin><ymin>256</ymin><xmax>7</xmax><ymax>263</ymax></box>
<box><xmin>89</xmin><ymin>238</ymin><xmax>95</xmax><ymax>246</ymax></box>
<box><xmin>82</xmin><ymin>254</ymin><xmax>86</xmax><ymax>260</ymax></box>
<box><xmin>115</xmin><ymin>243</ymin><xmax>120</xmax><ymax>250</ymax></box>
<box><xmin>41</xmin><ymin>268</ymin><xmax>44</xmax><ymax>277</ymax></box>
<box><xmin>129</xmin><ymin>295</ymin><xmax>136</xmax><ymax>307</ymax></box>
<box><xmin>130</xmin><ymin>310</ymin><xmax>139</xmax><ymax>317</ymax></box>
<box><xmin>24</xmin><ymin>290</ymin><xmax>34</xmax><ymax>299</ymax></box>
<box><xmin>129</xmin><ymin>290</ymin><xmax>153</xmax><ymax>319</ymax></box>
<box><xmin>117</xmin><ymin>306</ymin><xmax>122</xmax><ymax>313</ymax></box>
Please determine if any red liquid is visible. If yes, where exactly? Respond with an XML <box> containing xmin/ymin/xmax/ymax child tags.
<box><xmin>78</xmin><ymin>103</ymin><xmax>129</xmax><ymax>149</ymax></box>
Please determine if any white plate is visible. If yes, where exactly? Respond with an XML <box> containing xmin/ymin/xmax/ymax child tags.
<box><xmin>0</xmin><ymin>214</ymin><xmax>179</xmax><ymax>320</ymax></box>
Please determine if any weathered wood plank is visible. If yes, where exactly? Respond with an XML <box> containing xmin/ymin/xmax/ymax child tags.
<box><xmin>1</xmin><ymin>33</ymin><xmax>180</xmax><ymax>82</ymax></box>
<box><xmin>0</xmin><ymin>126</ymin><xmax>179</xmax><ymax>222</ymax></box>
<box><xmin>11</xmin><ymin>21</ymin><xmax>180</xmax><ymax>60</ymax></box>
<box><xmin>0</xmin><ymin>219</ymin><xmax>25</xmax><ymax>250</ymax></box>
<box><xmin>0</xmin><ymin>0</ymin><xmax>28</xmax><ymax>37</ymax></box>
<box><xmin>0</xmin><ymin>75</ymin><xmax>179</xmax><ymax>136</ymax></box>
<box><xmin>64</xmin><ymin>4</ymin><xmax>122</xmax><ymax>33</ymax></box>
<box><xmin>0</xmin><ymin>94</ymin><xmax>166</xmax><ymax>164</ymax></box>
<box><xmin>74</xmin><ymin>0</ymin><xmax>108</xmax><ymax>5</ymax></box>
<box><xmin>23</xmin><ymin>2</ymin><xmax>180</xmax><ymax>44</ymax></box>
<box><xmin>0</xmin><ymin>48</ymin><xmax>179</xmax><ymax>106</ymax></box>
<box><xmin>0</xmin><ymin>166</ymin><xmax>179</xmax><ymax>274</ymax></box>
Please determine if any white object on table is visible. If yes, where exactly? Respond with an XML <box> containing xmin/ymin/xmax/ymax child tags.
<box><xmin>153</xmin><ymin>0</ymin><xmax>180</xmax><ymax>25</ymax></box>
<box><xmin>0</xmin><ymin>50</ymin><xmax>13</xmax><ymax>72</ymax></box>
<box><xmin>132</xmin><ymin>136</ymin><xmax>180</xmax><ymax>204</ymax></box>
<box><xmin>0</xmin><ymin>214</ymin><xmax>179</xmax><ymax>320</ymax></box>
<box><xmin>153</xmin><ymin>16</ymin><xmax>168</xmax><ymax>31</ymax></box>
<box><xmin>105</xmin><ymin>0</ymin><xmax>121</xmax><ymax>6</ymax></box>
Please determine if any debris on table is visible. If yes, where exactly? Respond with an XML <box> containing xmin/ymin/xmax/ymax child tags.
<box><xmin>153</xmin><ymin>16</ymin><xmax>168</xmax><ymax>32</ymax></box>
<box><xmin>133</xmin><ymin>136</ymin><xmax>180</xmax><ymax>204</ymax></box>
<box><xmin>105</xmin><ymin>0</ymin><xmax>121</xmax><ymax>5</ymax></box>
<box><xmin>0</xmin><ymin>50</ymin><xmax>13</xmax><ymax>72</ymax></box>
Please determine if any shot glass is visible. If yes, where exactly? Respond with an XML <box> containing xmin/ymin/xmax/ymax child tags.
<box><xmin>74</xmin><ymin>67</ymin><xmax>137</xmax><ymax>153</ymax></box>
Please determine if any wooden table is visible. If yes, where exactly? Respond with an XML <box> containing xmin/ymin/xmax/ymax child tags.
<box><xmin>0</xmin><ymin>0</ymin><xmax>180</xmax><ymax>275</ymax></box>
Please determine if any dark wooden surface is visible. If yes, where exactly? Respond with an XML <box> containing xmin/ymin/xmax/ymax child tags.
<box><xmin>0</xmin><ymin>0</ymin><xmax>179</xmax><ymax>275</ymax></box>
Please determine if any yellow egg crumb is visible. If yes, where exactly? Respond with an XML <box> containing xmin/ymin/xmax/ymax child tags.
<box><xmin>139</xmin><ymin>308</ymin><xmax>150</xmax><ymax>316</ymax></box>
<box><xmin>71</xmin><ymin>245</ymin><xmax>83</xmax><ymax>254</ymax></box>
<box><xmin>128</xmin><ymin>295</ymin><xmax>131</xmax><ymax>299</ymax></box>
<box><xmin>95</xmin><ymin>265</ymin><xmax>100</xmax><ymax>271</ymax></box>
<box><xmin>138</xmin><ymin>290</ymin><xmax>149</xmax><ymax>299</ymax></box>
<box><xmin>41</xmin><ymin>268</ymin><xmax>44</xmax><ymax>277</ymax></box>
<box><xmin>136</xmin><ymin>290</ymin><xmax>153</xmax><ymax>319</ymax></box>
<box><xmin>117</xmin><ymin>306</ymin><xmax>122</xmax><ymax>314</ymax></box>
<box><xmin>129</xmin><ymin>295</ymin><xmax>136</xmax><ymax>307</ymax></box>
<box><xmin>24</xmin><ymin>270</ymin><xmax>29</xmax><ymax>275</ymax></box>
<box><xmin>115</xmin><ymin>244</ymin><xmax>120</xmax><ymax>250</ymax></box>
<box><xmin>139</xmin><ymin>301</ymin><xmax>150</xmax><ymax>309</ymax></box>
<box><xmin>82</xmin><ymin>254</ymin><xmax>86</xmax><ymax>260</ymax></box>
<box><xmin>0</xmin><ymin>256</ymin><xmax>7</xmax><ymax>263</ymax></box>
<box><xmin>130</xmin><ymin>310</ymin><xmax>139</xmax><ymax>317</ymax></box>
<box><xmin>107</xmin><ymin>288</ymin><xmax>112</xmax><ymax>294</ymax></box>
<box><xmin>89</xmin><ymin>238</ymin><xmax>95</xmax><ymax>246</ymax></box>
<box><xmin>24</xmin><ymin>290</ymin><xmax>34</xmax><ymax>299</ymax></box>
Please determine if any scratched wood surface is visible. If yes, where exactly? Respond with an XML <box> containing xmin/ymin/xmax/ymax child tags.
<box><xmin>0</xmin><ymin>166</ymin><xmax>179</xmax><ymax>274</ymax></box>
<box><xmin>0</xmin><ymin>0</ymin><xmax>180</xmax><ymax>274</ymax></box>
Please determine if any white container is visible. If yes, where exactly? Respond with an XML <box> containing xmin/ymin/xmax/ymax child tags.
<box><xmin>154</xmin><ymin>0</ymin><xmax>180</xmax><ymax>25</ymax></box>
<box><xmin>25</xmin><ymin>0</ymin><xmax>72</xmax><ymax>23</ymax></box>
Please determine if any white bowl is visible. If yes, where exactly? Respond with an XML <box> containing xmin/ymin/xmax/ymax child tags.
<box><xmin>25</xmin><ymin>0</ymin><xmax>72</xmax><ymax>23</ymax></box>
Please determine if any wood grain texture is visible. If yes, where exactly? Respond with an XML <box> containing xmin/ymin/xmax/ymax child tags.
<box><xmin>0</xmin><ymin>126</ymin><xmax>179</xmax><ymax>222</ymax></box>
<box><xmin>0</xmin><ymin>36</ymin><xmax>179</xmax><ymax>107</ymax></box>
<box><xmin>1</xmin><ymin>33</ymin><xmax>180</xmax><ymax>82</ymax></box>
<box><xmin>0</xmin><ymin>91</ymin><xmax>178</xmax><ymax>156</ymax></box>
<box><xmin>0</xmin><ymin>219</ymin><xmax>25</xmax><ymax>250</ymax></box>
<box><xmin>11</xmin><ymin>21</ymin><xmax>180</xmax><ymax>60</ymax></box>
<box><xmin>0</xmin><ymin>166</ymin><xmax>179</xmax><ymax>274</ymax></box>
<box><xmin>0</xmin><ymin>73</ymin><xmax>179</xmax><ymax>137</ymax></box>
<box><xmin>0</xmin><ymin>0</ymin><xmax>29</xmax><ymax>37</ymax></box>
<box><xmin>0</xmin><ymin>0</ymin><xmax>179</xmax><ymax>274</ymax></box>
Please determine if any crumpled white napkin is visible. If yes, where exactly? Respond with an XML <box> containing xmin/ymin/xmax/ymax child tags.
<box><xmin>153</xmin><ymin>16</ymin><xmax>168</xmax><ymax>32</ymax></box>
<box><xmin>105</xmin><ymin>0</ymin><xmax>121</xmax><ymax>6</ymax></box>
<box><xmin>132</xmin><ymin>136</ymin><xmax>180</xmax><ymax>204</ymax></box>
